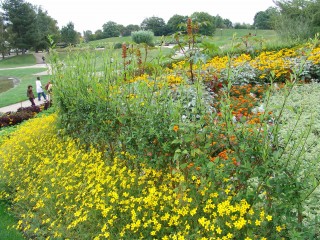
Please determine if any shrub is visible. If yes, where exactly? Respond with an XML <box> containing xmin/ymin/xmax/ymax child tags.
<box><xmin>131</xmin><ymin>30</ymin><xmax>154</xmax><ymax>46</ymax></box>
<box><xmin>113</xmin><ymin>42</ymin><xmax>122</xmax><ymax>49</ymax></box>
<box><xmin>0</xmin><ymin>102</ymin><xmax>54</xmax><ymax>128</ymax></box>
<box><xmin>0</xmin><ymin>108</ymin><xmax>37</xmax><ymax>128</ymax></box>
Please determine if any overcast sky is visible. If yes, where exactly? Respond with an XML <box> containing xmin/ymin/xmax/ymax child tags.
<box><xmin>27</xmin><ymin>0</ymin><xmax>276</xmax><ymax>33</ymax></box>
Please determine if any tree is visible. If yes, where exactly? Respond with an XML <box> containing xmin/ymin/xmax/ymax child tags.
<box><xmin>234</xmin><ymin>22</ymin><xmax>252</xmax><ymax>29</ymax></box>
<box><xmin>215</xmin><ymin>15</ymin><xmax>225</xmax><ymax>28</ymax></box>
<box><xmin>122</xmin><ymin>24</ymin><xmax>140</xmax><ymax>37</ymax></box>
<box><xmin>2</xmin><ymin>0</ymin><xmax>37</xmax><ymax>53</ymax></box>
<box><xmin>274</xmin><ymin>0</ymin><xmax>320</xmax><ymax>39</ymax></box>
<box><xmin>254</xmin><ymin>7</ymin><xmax>277</xmax><ymax>29</ymax></box>
<box><xmin>33</xmin><ymin>7</ymin><xmax>60</xmax><ymax>51</ymax></box>
<box><xmin>190</xmin><ymin>12</ymin><xmax>216</xmax><ymax>35</ymax></box>
<box><xmin>60</xmin><ymin>22</ymin><xmax>79</xmax><ymax>45</ymax></box>
<box><xmin>0</xmin><ymin>11</ymin><xmax>10</xmax><ymax>58</ymax></box>
<box><xmin>254</xmin><ymin>11</ymin><xmax>270</xmax><ymax>29</ymax></box>
<box><xmin>223</xmin><ymin>18</ymin><xmax>233</xmax><ymax>28</ymax></box>
<box><xmin>83</xmin><ymin>30</ymin><xmax>94</xmax><ymax>42</ymax></box>
<box><xmin>94</xmin><ymin>29</ymin><xmax>104</xmax><ymax>40</ymax></box>
<box><xmin>167</xmin><ymin>14</ymin><xmax>188</xmax><ymax>34</ymax></box>
<box><xmin>102</xmin><ymin>21</ymin><xmax>122</xmax><ymax>38</ymax></box>
<box><xmin>140</xmin><ymin>16</ymin><xmax>167</xmax><ymax>36</ymax></box>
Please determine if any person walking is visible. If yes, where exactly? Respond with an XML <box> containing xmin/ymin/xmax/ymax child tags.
<box><xmin>27</xmin><ymin>85</ymin><xmax>36</xmax><ymax>106</ymax></box>
<box><xmin>35</xmin><ymin>76</ymin><xmax>47</xmax><ymax>101</ymax></box>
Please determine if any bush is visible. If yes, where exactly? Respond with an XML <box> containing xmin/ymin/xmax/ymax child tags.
<box><xmin>0</xmin><ymin>102</ymin><xmax>53</xmax><ymax>128</ymax></box>
<box><xmin>131</xmin><ymin>30</ymin><xmax>154</xmax><ymax>46</ymax></box>
<box><xmin>113</xmin><ymin>42</ymin><xmax>123</xmax><ymax>49</ymax></box>
<box><xmin>0</xmin><ymin>107</ymin><xmax>39</xmax><ymax>128</ymax></box>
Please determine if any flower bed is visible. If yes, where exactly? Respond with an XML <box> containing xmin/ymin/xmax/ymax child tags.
<box><xmin>0</xmin><ymin>36</ymin><xmax>320</xmax><ymax>239</ymax></box>
<box><xmin>0</xmin><ymin>101</ymin><xmax>52</xmax><ymax>128</ymax></box>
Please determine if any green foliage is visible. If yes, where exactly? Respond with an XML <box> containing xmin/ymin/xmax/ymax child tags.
<box><xmin>60</xmin><ymin>22</ymin><xmax>79</xmax><ymax>45</ymax></box>
<box><xmin>191</xmin><ymin>12</ymin><xmax>216</xmax><ymax>36</ymax></box>
<box><xmin>140</xmin><ymin>16</ymin><xmax>167</xmax><ymax>36</ymax></box>
<box><xmin>268</xmin><ymin>82</ymin><xmax>320</xmax><ymax>230</ymax></box>
<box><xmin>131</xmin><ymin>30</ymin><xmax>154</xmax><ymax>46</ymax></box>
<box><xmin>113</xmin><ymin>42</ymin><xmax>122</xmax><ymax>49</ymax></box>
<box><xmin>166</xmin><ymin>14</ymin><xmax>188</xmax><ymax>35</ymax></box>
<box><xmin>33</xmin><ymin>7</ymin><xmax>60</xmax><ymax>51</ymax></box>
<box><xmin>0</xmin><ymin>13</ymin><xmax>10</xmax><ymax>59</ymax></box>
<box><xmin>2</xmin><ymin>0</ymin><xmax>59</xmax><ymax>52</ymax></box>
<box><xmin>2</xmin><ymin>0</ymin><xmax>37</xmax><ymax>52</ymax></box>
<box><xmin>274</xmin><ymin>0</ymin><xmax>320</xmax><ymax>40</ymax></box>
<box><xmin>253</xmin><ymin>7</ymin><xmax>278</xmax><ymax>30</ymax></box>
<box><xmin>102</xmin><ymin>21</ymin><xmax>122</xmax><ymax>38</ymax></box>
<box><xmin>0</xmin><ymin>201</ymin><xmax>25</xmax><ymax>240</ymax></box>
<box><xmin>122</xmin><ymin>24</ymin><xmax>140</xmax><ymax>37</ymax></box>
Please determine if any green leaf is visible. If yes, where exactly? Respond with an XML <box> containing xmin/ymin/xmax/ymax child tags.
<box><xmin>180</xmin><ymin>163</ymin><xmax>188</xmax><ymax>169</ymax></box>
<box><xmin>182</xmin><ymin>149</ymin><xmax>189</xmax><ymax>155</ymax></box>
<box><xmin>191</xmin><ymin>148</ymin><xmax>202</xmax><ymax>157</ymax></box>
<box><xmin>171</xmin><ymin>139</ymin><xmax>182</xmax><ymax>144</ymax></box>
<box><xmin>207</xmin><ymin>161</ymin><xmax>215</xmax><ymax>169</ymax></box>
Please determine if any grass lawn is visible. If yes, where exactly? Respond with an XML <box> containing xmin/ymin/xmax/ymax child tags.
<box><xmin>0</xmin><ymin>54</ymin><xmax>36</xmax><ymax>68</ymax></box>
<box><xmin>0</xmin><ymin>201</ymin><xmax>25</xmax><ymax>240</ymax></box>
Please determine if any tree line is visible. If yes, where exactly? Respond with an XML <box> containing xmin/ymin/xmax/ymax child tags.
<box><xmin>1</xmin><ymin>0</ymin><xmax>320</xmax><ymax>59</ymax></box>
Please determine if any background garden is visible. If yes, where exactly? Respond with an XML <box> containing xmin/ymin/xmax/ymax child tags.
<box><xmin>1</xmin><ymin>0</ymin><xmax>320</xmax><ymax>239</ymax></box>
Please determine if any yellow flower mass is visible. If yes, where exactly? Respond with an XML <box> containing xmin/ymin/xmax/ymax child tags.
<box><xmin>0</xmin><ymin>114</ymin><xmax>275</xmax><ymax>239</ymax></box>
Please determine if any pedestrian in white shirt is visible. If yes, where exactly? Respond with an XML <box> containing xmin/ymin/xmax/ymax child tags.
<box><xmin>35</xmin><ymin>76</ymin><xmax>47</xmax><ymax>101</ymax></box>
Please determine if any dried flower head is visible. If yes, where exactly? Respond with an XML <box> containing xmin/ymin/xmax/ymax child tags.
<box><xmin>122</xmin><ymin>43</ymin><xmax>127</xmax><ymax>59</ymax></box>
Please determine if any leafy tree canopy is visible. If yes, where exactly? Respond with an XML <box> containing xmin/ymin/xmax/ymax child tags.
<box><xmin>2</xmin><ymin>0</ymin><xmax>36</xmax><ymax>52</ymax></box>
<box><xmin>140</xmin><ymin>16</ymin><xmax>167</xmax><ymax>36</ymax></box>
<box><xmin>122</xmin><ymin>24</ymin><xmax>140</xmax><ymax>37</ymax></box>
<box><xmin>191</xmin><ymin>12</ymin><xmax>216</xmax><ymax>36</ymax></box>
<box><xmin>253</xmin><ymin>7</ymin><xmax>278</xmax><ymax>29</ymax></box>
<box><xmin>167</xmin><ymin>14</ymin><xmax>188</xmax><ymax>34</ymax></box>
<box><xmin>102</xmin><ymin>21</ymin><xmax>122</xmax><ymax>38</ymax></box>
<box><xmin>274</xmin><ymin>0</ymin><xmax>320</xmax><ymax>39</ymax></box>
<box><xmin>60</xmin><ymin>22</ymin><xmax>79</xmax><ymax>45</ymax></box>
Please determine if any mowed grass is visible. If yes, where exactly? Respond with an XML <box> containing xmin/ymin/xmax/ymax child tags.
<box><xmin>0</xmin><ymin>201</ymin><xmax>25</xmax><ymax>240</ymax></box>
<box><xmin>85</xmin><ymin>29</ymin><xmax>278</xmax><ymax>47</ymax></box>
<box><xmin>0</xmin><ymin>54</ymin><xmax>36</xmax><ymax>68</ymax></box>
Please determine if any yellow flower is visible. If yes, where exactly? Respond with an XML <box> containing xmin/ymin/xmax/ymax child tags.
<box><xmin>173</xmin><ymin>125</ymin><xmax>179</xmax><ymax>132</ymax></box>
<box><xmin>266</xmin><ymin>215</ymin><xmax>272</xmax><ymax>221</ymax></box>
<box><xmin>276</xmin><ymin>225</ymin><xmax>282</xmax><ymax>232</ymax></box>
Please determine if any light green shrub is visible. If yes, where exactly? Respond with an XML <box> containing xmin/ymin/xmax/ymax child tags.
<box><xmin>131</xmin><ymin>30</ymin><xmax>154</xmax><ymax>46</ymax></box>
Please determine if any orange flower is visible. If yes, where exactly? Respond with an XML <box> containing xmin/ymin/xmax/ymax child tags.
<box><xmin>173</xmin><ymin>125</ymin><xmax>179</xmax><ymax>132</ymax></box>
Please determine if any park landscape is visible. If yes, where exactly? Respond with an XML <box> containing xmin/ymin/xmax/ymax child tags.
<box><xmin>1</xmin><ymin>5</ymin><xmax>320</xmax><ymax>240</ymax></box>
